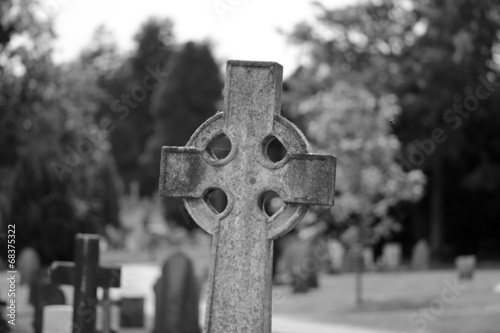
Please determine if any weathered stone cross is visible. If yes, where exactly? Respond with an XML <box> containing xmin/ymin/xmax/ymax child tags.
<box><xmin>50</xmin><ymin>234</ymin><xmax>121</xmax><ymax>333</ymax></box>
<box><xmin>159</xmin><ymin>60</ymin><xmax>336</xmax><ymax>333</ymax></box>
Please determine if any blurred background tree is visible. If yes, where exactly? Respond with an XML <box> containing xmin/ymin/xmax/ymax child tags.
<box><xmin>140</xmin><ymin>41</ymin><xmax>223</xmax><ymax>230</ymax></box>
<box><xmin>285</xmin><ymin>0</ymin><xmax>500</xmax><ymax>261</ymax></box>
<box><xmin>0</xmin><ymin>0</ymin><xmax>121</xmax><ymax>264</ymax></box>
<box><xmin>95</xmin><ymin>18</ymin><xmax>175</xmax><ymax>196</ymax></box>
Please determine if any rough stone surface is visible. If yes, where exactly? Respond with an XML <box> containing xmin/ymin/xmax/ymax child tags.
<box><xmin>152</xmin><ymin>251</ymin><xmax>200</xmax><ymax>333</ymax></box>
<box><xmin>49</xmin><ymin>234</ymin><xmax>121</xmax><ymax>333</ymax></box>
<box><xmin>159</xmin><ymin>60</ymin><xmax>337</xmax><ymax>333</ymax></box>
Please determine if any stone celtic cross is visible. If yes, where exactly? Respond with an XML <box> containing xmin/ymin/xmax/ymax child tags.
<box><xmin>159</xmin><ymin>60</ymin><xmax>336</xmax><ymax>333</ymax></box>
<box><xmin>50</xmin><ymin>234</ymin><xmax>121</xmax><ymax>333</ymax></box>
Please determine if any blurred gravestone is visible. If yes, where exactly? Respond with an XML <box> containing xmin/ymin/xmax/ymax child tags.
<box><xmin>18</xmin><ymin>247</ymin><xmax>41</xmax><ymax>285</ymax></box>
<box><xmin>411</xmin><ymin>239</ymin><xmax>430</xmax><ymax>270</ymax></box>
<box><xmin>29</xmin><ymin>269</ymin><xmax>49</xmax><ymax>306</ymax></box>
<box><xmin>343</xmin><ymin>244</ymin><xmax>364</xmax><ymax>273</ymax></box>
<box><xmin>119</xmin><ymin>297</ymin><xmax>144</xmax><ymax>328</ymax></box>
<box><xmin>282</xmin><ymin>238</ymin><xmax>319</xmax><ymax>293</ymax></box>
<box><xmin>455</xmin><ymin>255</ymin><xmax>476</xmax><ymax>280</ymax></box>
<box><xmin>327</xmin><ymin>238</ymin><xmax>345</xmax><ymax>273</ymax></box>
<box><xmin>152</xmin><ymin>251</ymin><xmax>201</xmax><ymax>333</ymax></box>
<box><xmin>382</xmin><ymin>243</ymin><xmax>402</xmax><ymax>270</ymax></box>
<box><xmin>42</xmin><ymin>305</ymin><xmax>72</xmax><ymax>333</ymax></box>
<box><xmin>362</xmin><ymin>247</ymin><xmax>375</xmax><ymax>271</ymax></box>
<box><xmin>33</xmin><ymin>284</ymin><xmax>66</xmax><ymax>333</ymax></box>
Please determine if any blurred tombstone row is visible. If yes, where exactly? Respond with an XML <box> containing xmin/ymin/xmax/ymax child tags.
<box><xmin>27</xmin><ymin>233</ymin><xmax>203</xmax><ymax>333</ymax></box>
<box><xmin>273</xmin><ymin>236</ymin><xmax>440</xmax><ymax>284</ymax></box>
<box><xmin>27</xmin><ymin>234</ymin><xmax>130</xmax><ymax>333</ymax></box>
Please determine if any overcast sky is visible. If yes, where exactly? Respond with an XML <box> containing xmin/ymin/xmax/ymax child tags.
<box><xmin>51</xmin><ymin>0</ymin><xmax>359</xmax><ymax>77</ymax></box>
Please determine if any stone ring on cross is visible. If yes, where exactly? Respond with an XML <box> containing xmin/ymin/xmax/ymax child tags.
<box><xmin>159</xmin><ymin>60</ymin><xmax>336</xmax><ymax>333</ymax></box>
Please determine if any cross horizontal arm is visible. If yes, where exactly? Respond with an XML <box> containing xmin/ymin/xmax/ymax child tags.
<box><xmin>98</xmin><ymin>266</ymin><xmax>121</xmax><ymax>288</ymax></box>
<box><xmin>50</xmin><ymin>262</ymin><xmax>74</xmax><ymax>285</ymax></box>
<box><xmin>275</xmin><ymin>154</ymin><xmax>336</xmax><ymax>206</ymax></box>
<box><xmin>159</xmin><ymin>147</ymin><xmax>215</xmax><ymax>198</ymax></box>
<box><xmin>50</xmin><ymin>262</ymin><xmax>121</xmax><ymax>288</ymax></box>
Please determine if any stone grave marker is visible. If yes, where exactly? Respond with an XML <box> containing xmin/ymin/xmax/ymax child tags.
<box><xmin>411</xmin><ymin>239</ymin><xmax>430</xmax><ymax>270</ymax></box>
<box><xmin>119</xmin><ymin>297</ymin><xmax>144</xmax><ymax>328</ymax></box>
<box><xmin>362</xmin><ymin>247</ymin><xmax>375</xmax><ymax>271</ymax></box>
<box><xmin>382</xmin><ymin>243</ymin><xmax>402</xmax><ymax>270</ymax></box>
<box><xmin>327</xmin><ymin>238</ymin><xmax>345</xmax><ymax>274</ymax></box>
<box><xmin>290</xmin><ymin>240</ymin><xmax>319</xmax><ymax>293</ymax></box>
<box><xmin>42</xmin><ymin>305</ymin><xmax>72</xmax><ymax>333</ymax></box>
<box><xmin>113</xmin><ymin>263</ymin><xmax>161</xmax><ymax>330</ymax></box>
<box><xmin>33</xmin><ymin>283</ymin><xmax>66</xmax><ymax>333</ymax></box>
<box><xmin>343</xmin><ymin>244</ymin><xmax>364</xmax><ymax>273</ymax></box>
<box><xmin>152</xmin><ymin>251</ymin><xmax>201</xmax><ymax>333</ymax></box>
<box><xmin>49</xmin><ymin>234</ymin><xmax>121</xmax><ymax>333</ymax></box>
<box><xmin>455</xmin><ymin>255</ymin><xmax>476</xmax><ymax>280</ymax></box>
<box><xmin>159</xmin><ymin>60</ymin><xmax>336</xmax><ymax>332</ymax></box>
<box><xmin>18</xmin><ymin>247</ymin><xmax>41</xmax><ymax>285</ymax></box>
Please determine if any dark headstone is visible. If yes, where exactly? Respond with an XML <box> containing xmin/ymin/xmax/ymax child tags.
<box><xmin>33</xmin><ymin>284</ymin><xmax>66</xmax><ymax>333</ymax></box>
<box><xmin>18</xmin><ymin>247</ymin><xmax>41</xmax><ymax>285</ymax></box>
<box><xmin>382</xmin><ymin>243</ymin><xmax>402</xmax><ymax>270</ymax></box>
<box><xmin>119</xmin><ymin>297</ymin><xmax>144</xmax><ymax>328</ymax></box>
<box><xmin>282</xmin><ymin>238</ymin><xmax>319</xmax><ymax>293</ymax></box>
<box><xmin>455</xmin><ymin>255</ymin><xmax>476</xmax><ymax>280</ymax></box>
<box><xmin>343</xmin><ymin>243</ymin><xmax>364</xmax><ymax>273</ymax></box>
<box><xmin>152</xmin><ymin>251</ymin><xmax>201</xmax><ymax>333</ymax></box>
<box><xmin>411</xmin><ymin>239</ymin><xmax>430</xmax><ymax>271</ymax></box>
<box><xmin>29</xmin><ymin>269</ymin><xmax>49</xmax><ymax>306</ymax></box>
<box><xmin>327</xmin><ymin>238</ymin><xmax>345</xmax><ymax>274</ymax></box>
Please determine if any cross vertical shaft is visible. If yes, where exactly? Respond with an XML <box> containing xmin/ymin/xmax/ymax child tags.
<box><xmin>73</xmin><ymin>234</ymin><xmax>99</xmax><ymax>333</ymax></box>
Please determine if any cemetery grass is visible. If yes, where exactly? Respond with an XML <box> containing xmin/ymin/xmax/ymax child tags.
<box><xmin>272</xmin><ymin>269</ymin><xmax>500</xmax><ymax>333</ymax></box>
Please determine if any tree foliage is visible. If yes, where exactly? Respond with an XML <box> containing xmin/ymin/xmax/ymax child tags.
<box><xmin>96</xmin><ymin>19</ymin><xmax>175</xmax><ymax>196</ymax></box>
<box><xmin>286</xmin><ymin>0</ymin><xmax>500</xmax><ymax>259</ymax></box>
<box><xmin>0</xmin><ymin>0</ymin><xmax>121</xmax><ymax>264</ymax></box>
<box><xmin>141</xmin><ymin>41</ymin><xmax>223</xmax><ymax>229</ymax></box>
